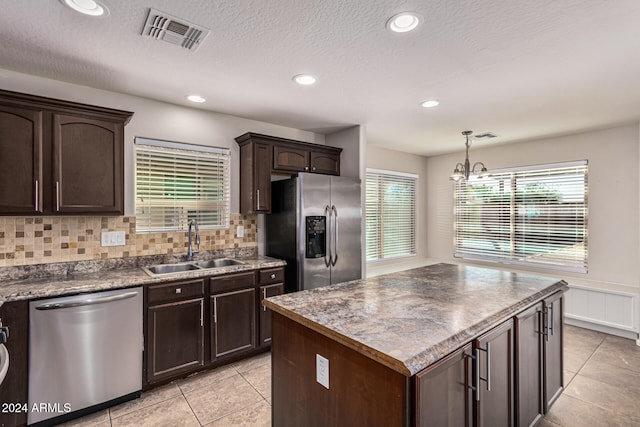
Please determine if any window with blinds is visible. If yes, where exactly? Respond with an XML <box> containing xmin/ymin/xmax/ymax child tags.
<box><xmin>135</xmin><ymin>137</ymin><xmax>230</xmax><ymax>232</ymax></box>
<box><xmin>454</xmin><ymin>160</ymin><xmax>588</xmax><ymax>272</ymax></box>
<box><xmin>366</xmin><ymin>169</ymin><xmax>417</xmax><ymax>261</ymax></box>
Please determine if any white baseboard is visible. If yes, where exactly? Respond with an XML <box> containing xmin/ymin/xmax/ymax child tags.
<box><xmin>565</xmin><ymin>317</ymin><xmax>639</xmax><ymax>343</ymax></box>
<box><xmin>564</xmin><ymin>282</ymin><xmax>639</xmax><ymax>343</ymax></box>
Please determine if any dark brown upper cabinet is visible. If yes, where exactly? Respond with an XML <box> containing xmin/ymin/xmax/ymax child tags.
<box><xmin>0</xmin><ymin>89</ymin><xmax>132</xmax><ymax>215</ymax></box>
<box><xmin>235</xmin><ymin>132</ymin><xmax>342</xmax><ymax>214</ymax></box>
<box><xmin>0</xmin><ymin>104</ymin><xmax>43</xmax><ymax>214</ymax></box>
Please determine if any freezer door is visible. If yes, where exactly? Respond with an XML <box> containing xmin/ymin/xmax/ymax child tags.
<box><xmin>329</xmin><ymin>176</ymin><xmax>362</xmax><ymax>285</ymax></box>
<box><xmin>298</xmin><ymin>173</ymin><xmax>331</xmax><ymax>290</ymax></box>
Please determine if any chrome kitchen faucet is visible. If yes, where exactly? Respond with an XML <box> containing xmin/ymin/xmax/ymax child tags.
<box><xmin>187</xmin><ymin>219</ymin><xmax>200</xmax><ymax>261</ymax></box>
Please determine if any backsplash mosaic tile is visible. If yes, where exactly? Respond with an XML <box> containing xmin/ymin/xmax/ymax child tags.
<box><xmin>0</xmin><ymin>213</ymin><xmax>257</xmax><ymax>267</ymax></box>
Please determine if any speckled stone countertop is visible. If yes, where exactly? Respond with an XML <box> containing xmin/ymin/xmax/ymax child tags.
<box><xmin>263</xmin><ymin>263</ymin><xmax>567</xmax><ymax>376</ymax></box>
<box><xmin>0</xmin><ymin>255</ymin><xmax>286</xmax><ymax>305</ymax></box>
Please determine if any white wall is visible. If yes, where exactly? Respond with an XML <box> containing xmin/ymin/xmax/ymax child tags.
<box><xmin>425</xmin><ymin>124</ymin><xmax>640</xmax><ymax>287</ymax></box>
<box><xmin>0</xmin><ymin>69</ymin><xmax>325</xmax><ymax>215</ymax></box>
<box><xmin>366</xmin><ymin>145</ymin><xmax>429</xmax><ymax>274</ymax></box>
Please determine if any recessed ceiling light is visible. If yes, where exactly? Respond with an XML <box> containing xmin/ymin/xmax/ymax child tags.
<box><xmin>421</xmin><ymin>100</ymin><xmax>440</xmax><ymax>108</ymax></box>
<box><xmin>60</xmin><ymin>0</ymin><xmax>109</xmax><ymax>17</ymax></box>
<box><xmin>186</xmin><ymin>95</ymin><xmax>206</xmax><ymax>103</ymax></box>
<box><xmin>387</xmin><ymin>12</ymin><xmax>422</xmax><ymax>33</ymax></box>
<box><xmin>292</xmin><ymin>74</ymin><xmax>317</xmax><ymax>85</ymax></box>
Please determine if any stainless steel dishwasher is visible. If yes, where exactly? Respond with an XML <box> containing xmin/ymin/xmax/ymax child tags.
<box><xmin>28</xmin><ymin>287</ymin><xmax>143</xmax><ymax>425</ymax></box>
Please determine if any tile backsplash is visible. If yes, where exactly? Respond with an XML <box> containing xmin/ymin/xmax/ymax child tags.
<box><xmin>0</xmin><ymin>213</ymin><xmax>257</xmax><ymax>267</ymax></box>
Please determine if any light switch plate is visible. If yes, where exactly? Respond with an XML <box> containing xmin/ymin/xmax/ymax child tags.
<box><xmin>101</xmin><ymin>231</ymin><xmax>126</xmax><ymax>247</ymax></box>
<box><xmin>237</xmin><ymin>225</ymin><xmax>245</xmax><ymax>238</ymax></box>
<box><xmin>316</xmin><ymin>354</ymin><xmax>329</xmax><ymax>389</ymax></box>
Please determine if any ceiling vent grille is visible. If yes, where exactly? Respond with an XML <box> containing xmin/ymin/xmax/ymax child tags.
<box><xmin>141</xmin><ymin>8</ymin><xmax>209</xmax><ymax>51</ymax></box>
<box><xmin>474</xmin><ymin>132</ymin><xmax>498</xmax><ymax>139</ymax></box>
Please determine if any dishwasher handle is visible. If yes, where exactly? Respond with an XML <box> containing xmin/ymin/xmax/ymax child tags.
<box><xmin>35</xmin><ymin>291</ymin><xmax>139</xmax><ymax>310</ymax></box>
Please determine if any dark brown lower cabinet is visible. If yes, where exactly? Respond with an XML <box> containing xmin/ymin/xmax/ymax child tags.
<box><xmin>146</xmin><ymin>297</ymin><xmax>204</xmax><ymax>383</ymax></box>
<box><xmin>415</xmin><ymin>343</ymin><xmax>473</xmax><ymax>427</ymax></box>
<box><xmin>259</xmin><ymin>283</ymin><xmax>284</xmax><ymax>346</ymax></box>
<box><xmin>475</xmin><ymin>319</ymin><xmax>515</xmax><ymax>427</ymax></box>
<box><xmin>544</xmin><ymin>292</ymin><xmax>564</xmax><ymax>411</ymax></box>
<box><xmin>211</xmin><ymin>288</ymin><xmax>256</xmax><ymax>360</ymax></box>
<box><xmin>515</xmin><ymin>304</ymin><xmax>544</xmax><ymax>427</ymax></box>
<box><xmin>0</xmin><ymin>300</ymin><xmax>28</xmax><ymax>427</ymax></box>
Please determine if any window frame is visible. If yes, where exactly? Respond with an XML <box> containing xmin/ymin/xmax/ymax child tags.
<box><xmin>453</xmin><ymin>160</ymin><xmax>588</xmax><ymax>273</ymax></box>
<box><xmin>134</xmin><ymin>137</ymin><xmax>231</xmax><ymax>233</ymax></box>
<box><xmin>365</xmin><ymin>168</ymin><xmax>418</xmax><ymax>262</ymax></box>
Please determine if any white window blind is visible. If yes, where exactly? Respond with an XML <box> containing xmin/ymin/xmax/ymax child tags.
<box><xmin>366</xmin><ymin>169</ymin><xmax>417</xmax><ymax>261</ymax></box>
<box><xmin>135</xmin><ymin>137</ymin><xmax>230</xmax><ymax>232</ymax></box>
<box><xmin>454</xmin><ymin>160</ymin><xmax>588</xmax><ymax>272</ymax></box>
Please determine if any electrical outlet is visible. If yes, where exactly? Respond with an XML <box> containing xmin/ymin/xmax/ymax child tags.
<box><xmin>316</xmin><ymin>354</ymin><xmax>329</xmax><ymax>389</ymax></box>
<box><xmin>237</xmin><ymin>225</ymin><xmax>245</xmax><ymax>238</ymax></box>
<box><xmin>101</xmin><ymin>231</ymin><xmax>126</xmax><ymax>247</ymax></box>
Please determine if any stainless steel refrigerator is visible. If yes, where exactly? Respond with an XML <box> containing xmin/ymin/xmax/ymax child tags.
<box><xmin>266</xmin><ymin>173</ymin><xmax>362</xmax><ymax>292</ymax></box>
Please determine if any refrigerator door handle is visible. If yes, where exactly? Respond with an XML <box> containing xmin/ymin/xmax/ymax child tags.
<box><xmin>324</xmin><ymin>205</ymin><xmax>332</xmax><ymax>267</ymax></box>
<box><xmin>331</xmin><ymin>205</ymin><xmax>338</xmax><ymax>266</ymax></box>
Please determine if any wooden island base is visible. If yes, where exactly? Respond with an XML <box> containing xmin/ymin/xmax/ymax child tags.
<box><xmin>272</xmin><ymin>313</ymin><xmax>410</xmax><ymax>426</ymax></box>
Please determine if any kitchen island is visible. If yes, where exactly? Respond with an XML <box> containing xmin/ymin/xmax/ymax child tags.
<box><xmin>263</xmin><ymin>263</ymin><xmax>567</xmax><ymax>426</ymax></box>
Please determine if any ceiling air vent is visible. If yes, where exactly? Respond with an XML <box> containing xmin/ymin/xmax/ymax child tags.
<box><xmin>141</xmin><ymin>8</ymin><xmax>209</xmax><ymax>51</ymax></box>
<box><xmin>474</xmin><ymin>132</ymin><xmax>498</xmax><ymax>139</ymax></box>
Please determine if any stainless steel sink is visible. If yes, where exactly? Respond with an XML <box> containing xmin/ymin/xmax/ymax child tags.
<box><xmin>195</xmin><ymin>258</ymin><xmax>245</xmax><ymax>268</ymax></box>
<box><xmin>142</xmin><ymin>258</ymin><xmax>245</xmax><ymax>277</ymax></box>
<box><xmin>142</xmin><ymin>262</ymin><xmax>200</xmax><ymax>276</ymax></box>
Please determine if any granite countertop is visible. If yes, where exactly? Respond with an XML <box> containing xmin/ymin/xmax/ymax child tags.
<box><xmin>0</xmin><ymin>255</ymin><xmax>286</xmax><ymax>305</ymax></box>
<box><xmin>263</xmin><ymin>263</ymin><xmax>567</xmax><ymax>376</ymax></box>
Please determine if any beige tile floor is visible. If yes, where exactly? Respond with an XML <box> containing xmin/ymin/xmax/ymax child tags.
<box><xmin>63</xmin><ymin>325</ymin><xmax>640</xmax><ymax>426</ymax></box>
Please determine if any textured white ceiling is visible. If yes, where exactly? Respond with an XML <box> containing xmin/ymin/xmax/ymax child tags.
<box><xmin>1</xmin><ymin>0</ymin><xmax>639</xmax><ymax>155</ymax></box>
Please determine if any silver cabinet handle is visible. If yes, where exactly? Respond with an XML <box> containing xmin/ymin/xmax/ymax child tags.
<box><xmin>331</xmin><ymin>205</ymin><xmax>338</xmax><ymax>266</ymax></box>
<box><xmin>200</xmin><ymin>299</ymin><xmax>204</xmax><ymax>327</ymax></box>
<box><xmin>474</xmin><ymin>348</ymin><xmax>481</xmax><ymax>401</ymax></box>
<box><xmin>305</xmin><ymin>166</ymin><xmax>309</xmax><ymax>170</ymax></box>
<box><xmin>175</xmin><ymin>288</ymin><xmax>182</xmax><ymax>294</ymax></box>
<box><xmin>465</xmin><ymin>352</ymin><xmax>478</xmax><ymax>401</ymax></box>
<box><xmin>55</xmin><ymin>181</ymin><xmax>60</xmax><ymax>211</ymax></box>
<box><xmin>34</xmin><ymin>179</ymin><xmax>39</xmax><ymax>211</ymax></box>
<box><xmin>549</xmin><ymin>303</ymin><xmax>555</xmax><ymax>337</ymax></box>
<box><xmin>476</xmin><ymin>342</ymin><xmax>491</xmax><ymax>395</ymax></box>
<box><xmin>270</xmin><ymin>273</ymin><xmax>276</xmax><ymax>279</ymax></box>
<box><xmin>256</xmin><ymin>189</ymin><xmax>260</xmax><ymax>209</ymax></box>
<box><xmin>212</xmin><ymin>297</ymin><xmax>217</xmax><ymax>323</ymax></box>
<box><xmin>35</xmin><ymin>291</ymin><xmax>138</xmax><ymax>310</ymax></box>
<box><xmin>485</xmin><ymin>342</ymin><xmax>491</xmax><ymax>391</ymax></box>
<box><xmin>263</xmin><ymin>288</ymin><xmax>267</xmax><ymax>312</ymax></box>
<box><xmin>543</xmin><ymin>306</ymin><xmax>550</xmax><ymax>342</ymax></box>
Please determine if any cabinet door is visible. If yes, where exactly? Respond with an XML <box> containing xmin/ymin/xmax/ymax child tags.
<box><xmin>0</xmin><ymin>300</ymin><xmax>29</xmax><ymax>427</ymax></box>
<box><xmin>52</xmin><ymin>113</ymin><xmax>123</xmax><ymax>214</ymax></box>
<box><xmin>310</xmin><ymin>150</ymin><xmax>340</xmax><ymax>175</ymax></box>
<box><xmin>475</xmin><ymin>319</ymin><xmax>514</xmax><ymax>427</ymax></box>
<box><xmin>254</xmin><ymin>142</ymin><xmax>271</xmax><ymax>212</ymax></box>
<box><xmin>147</xmin><ymin>298</ymin><xmax>204</xmax><ymax>383</ymax></box>
<box><xmin>543</xmin><ymin>292</ymin><xmax>564</xmax><ymax>412</ymax></box>
<box><xmin>415</xmin><ymin>343</ymin><xmax>473</xmax><ymax>427</ymax></box>
<box><xmin>515</xmin><ymin>303</ymin><xmax>544</xmax><ymax>427</ymax></box>
<box><xmin>211</xmin><ymin>288</ymin><xmax>256</xmax><ymax>360</ymax></box>
<box><xmin>259</xmin><ymin>283</ymin><xmax>284</xmax><ymax>346</ymax></box>
<box><xmin>273</xmin><ymin>144</ymin><xmax>309</xmax><ymax>172</ymax></box>
<box><xmin>0</xmin><ymin>105</ymin><xmax>43</xmax><ymax>214</ymax></box>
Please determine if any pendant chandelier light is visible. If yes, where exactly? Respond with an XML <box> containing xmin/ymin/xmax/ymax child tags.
<box><xmin>449</xmin><ymin>130</ymin><xmax>491</xmax><ymax>182</ymax></box>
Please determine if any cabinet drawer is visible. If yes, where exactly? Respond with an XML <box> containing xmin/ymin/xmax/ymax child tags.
<box><xmin>259</xmin><ymin>268</ymin><xmax>284</xmax><ymax>285</ymax></box>
<box><xmin>148</xmin><ymin>279</ymin><xmax>205</xmax><ymax>305</ymax></box>
<box><xmin>210</xmin><ymin>271</ymin><xmax>256</xmax><ymax>293</ymax></box>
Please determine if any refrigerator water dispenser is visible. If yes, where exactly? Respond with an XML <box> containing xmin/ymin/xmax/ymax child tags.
<box><xmin>305</xmin><ymin>216</ymin><xmax>326</xmax><ymax>258</ymax></box>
